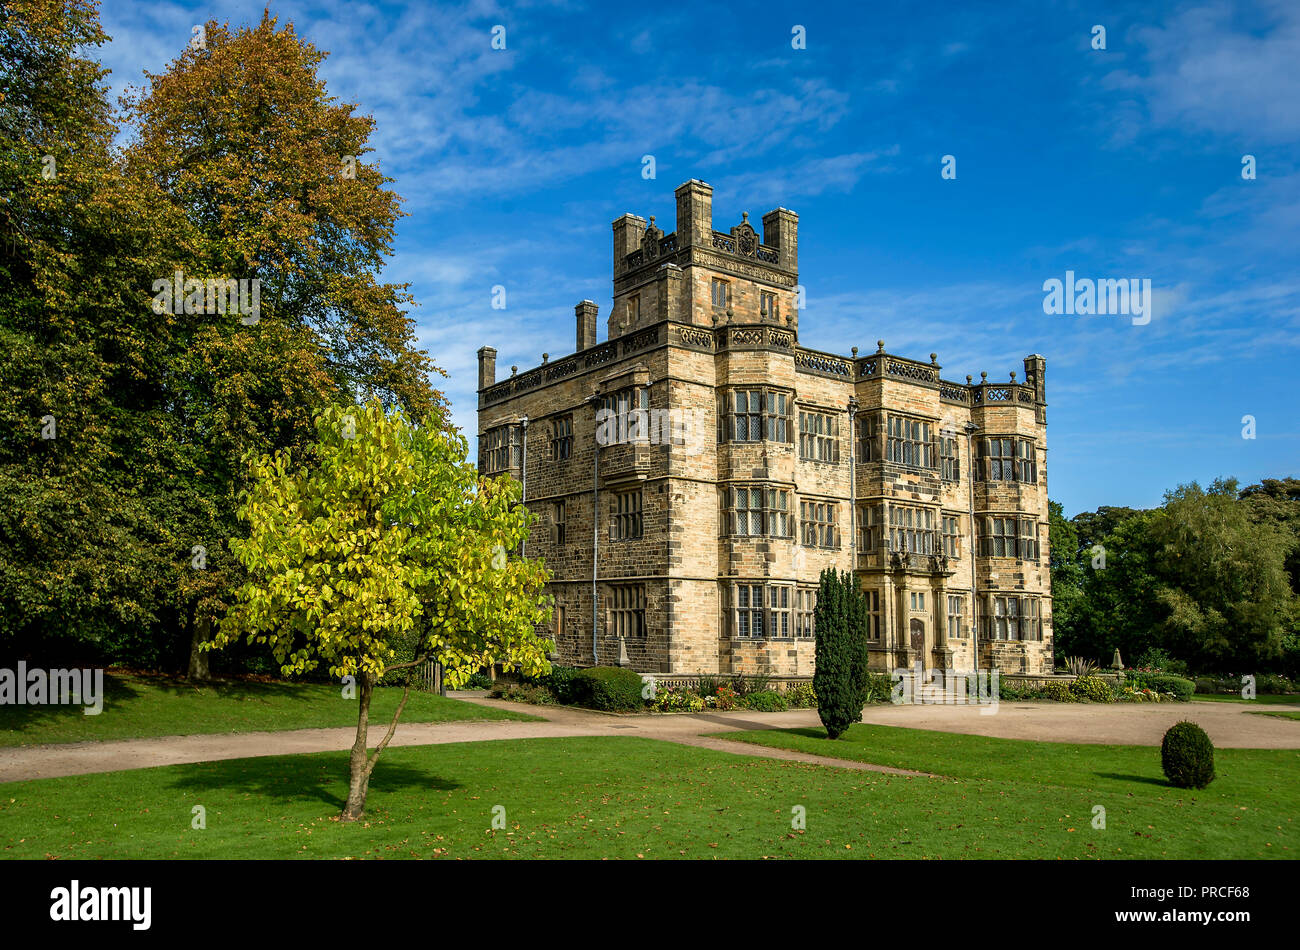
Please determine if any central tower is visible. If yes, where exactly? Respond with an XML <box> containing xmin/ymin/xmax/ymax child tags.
<box><xmin>609</xmin><ymin>180</ymin><xmax>799</xmax><ymax>341</ymax></box>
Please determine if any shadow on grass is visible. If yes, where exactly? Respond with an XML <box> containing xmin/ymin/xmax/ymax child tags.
<box><xmin>763</xmin><ymin>726</ymin><xmax>833</xmax><ymax>740</ymax></box>
<box><xmin>0</xmin><ymin>674</ymin><xmax>146</xmax><ymax>734</ymax></box>
<box><xmin>164</xmin><ymin>751</ymin><xmax>462</xmax><ymax>810</ymax></box>
<box><xmin>1093</xmin><ymin>772</ymin><xmax>1170</xmax><ymax>788</ymax></box>
<box><xmin>0</xmin><ymin>672</ymin><xmax>321</xmax><ymax>732</ymax></box>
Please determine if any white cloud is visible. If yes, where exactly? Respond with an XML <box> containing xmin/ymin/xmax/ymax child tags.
<box><xmin>1104</xmin><ymin>2</ymin><xmax>1300</xmax><ymax>142</ymax></box>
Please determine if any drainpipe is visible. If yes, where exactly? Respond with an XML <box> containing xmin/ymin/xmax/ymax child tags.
<box><xmin>520</xmin><ymin>415</ymin><xmax>528</xmax><ymax>557</ymax></box>
<box><xmin>589</xmin><ymin>397</ymin><xmax>600</xmax><ymax>666</ymax></box>
<box><xmin>848</xmin><ymin>396</ymin><xmax>859</xmax><ymax>571</ymax></box>
<box><xmin>964</xmin><ymin>422</ymin><xmax>980</xmax><ymax>668</ymax></box>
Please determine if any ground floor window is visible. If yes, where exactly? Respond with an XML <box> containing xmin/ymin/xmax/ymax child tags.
<box><xmin>947</xmin><ymin>595</ymin><xmax>965</xmax><ymax>639</ymax></box>
<box><xmin>795</xmin><ymin>587</ymin><xmax>816</xmax><ymax>638</ymax></box>
<box><xmin>609</xmin><ymin>584</ymin><xmax>646</xmax><ymax>638</ymax></box>
<box><xmin>983</xmin><ymin>595</ymin><xmax>1043</xmax><ymax>641</ymax></box>
<box><xmin>731</xmin><ymin>582</ymin><xmax>796</xmax><ymax>639</ymax></box>
<box><xmin>767</xmin><ymin>585</ymin><xmax>790</xmax><ymax>639</ymax></box>
<box><xmin>864</xmin><ymin>587</ymin><xmax>882</xmax><ymax>640</ymax></box>
<box><xmin>734</xmin><ymin>583</ymin><xmax>764</xmax><ymax>638</ymax></box>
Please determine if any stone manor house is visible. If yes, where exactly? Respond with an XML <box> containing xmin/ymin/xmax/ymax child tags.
<box><xmin>476</xmin><ymin>179</ymin><xmax>1053</xmax><ymax>677</ymax></box>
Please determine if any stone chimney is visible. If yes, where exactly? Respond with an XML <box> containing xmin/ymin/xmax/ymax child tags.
<box><xmin>576</xmin><ymin>300</ymin><xmax>599</xmax><ymax>351</ymax></box>
<box><xmin>674</xmin><ymin>179</ymin><xmax>713</xmax><ymax>248</ymax></box>
<box><xmin>1024</xmin><ymin>354</ymin><xmax>1047</xmax><ymax>424</ymax></box>
<box><xmin>477</xmin><ymin>346</ymin><xmax>497</xmax><ymax>390</ymax></box>
<box><xmin>612</xmin><ymin>213</ymin><xmax>646</xmax><ymax>278</ymax></box>
<box><xmin>762</xmin><ymin>207</ymin><xmax>798</xmax><ymax>272</ymax></box>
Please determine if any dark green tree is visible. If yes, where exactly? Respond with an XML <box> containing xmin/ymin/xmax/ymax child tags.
<box><xmin>1047</xmin><ymin>500</ymin><xmax>1085</xmax><ymax>661</ymax></box>
<box><xmin>1240</xmin><ymin>478</ymin><xmax>1300</xmax><ymax>596</ymax></box>
<box><xmin>1059</xmin><ymin>511</ymin><xmax>1162</xmax><ymax>663</ymax></box>
<box><xmin>0</xmin><ymin>4</ymin><xmax>440</xmax><ymax>673</ymax></box>
<box><xmin>1148</xmin><ymin>479</ymin><xmax>1296</xmax><ymax>669</ymax></box>
<box><xmin>813</xmin><ymin>569</ymin><xmax>870</xmax><ymax>739</ymax></box>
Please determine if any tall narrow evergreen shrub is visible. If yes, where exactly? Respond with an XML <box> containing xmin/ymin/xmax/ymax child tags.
<box><xmin>814</xmin><ymin>569</ymin><xmax>870</xmax><ymax>738</ymax></box>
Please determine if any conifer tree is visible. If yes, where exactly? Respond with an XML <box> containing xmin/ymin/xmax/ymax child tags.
<box><xmin>814</xmin><ymin>569</ymin><xmax>870</xmax><ymax>739</ymax></box>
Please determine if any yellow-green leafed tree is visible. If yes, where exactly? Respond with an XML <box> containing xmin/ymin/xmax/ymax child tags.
<box><xmin>211</xmin><ymin>401</ymin><xmax>552</xmax><ymax>820</ymax></box>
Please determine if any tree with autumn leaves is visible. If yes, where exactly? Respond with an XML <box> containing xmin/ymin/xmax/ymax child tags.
<box><xmin>1</xmin><ymin>3</ymin><xmax>465</xmax><ymax>674</ymax></box>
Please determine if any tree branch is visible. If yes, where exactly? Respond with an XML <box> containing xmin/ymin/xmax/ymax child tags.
<box><xmin>363</xmin><ymin>681</ymin><xmax>412</xmax><ymax>777</ymax></box>
<box><xmin>379</xmin><ymin>654</ymin><xmax>430</xmax><ymax>676</ymax></box>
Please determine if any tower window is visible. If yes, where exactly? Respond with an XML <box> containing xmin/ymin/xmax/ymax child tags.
<box><xmin>889</xmin><ymin>505</ymin><xmax>937</xmax><ymax>555</ymax></box>
<box><xmin>858</xmin><ymin>503</ymin><xmax>885</xmax><ymax>553</ymax></box>
<box><xmin>481</xmin><ymin>424</ymin><xmax>520</xmax><ymax>473</ymax></box>
<box><xmin>613</xmin><ymin>489</ymin><xmax>643</xmax><ymax>540</ymax></box>
<box><xmin>856</xmin><ymin>413</ymin><xmax>879</xmax><ymax>461</ymax></box>
<box><xmin>711</xmin><ymin>278</ymin><xmax>728</xmax><ymax>308</ymax></box>
<box><xmin>979</xmin><ymin>437</ymin><xmax>1038</xmax><ymax>482</ymax></box>
<box><xmin>760</xmin><ymin>292</ymin><xmax>778</xmax><ymax>319</ymax></box>
<box><xmin>550</xmin><ymin>501</ymin><xmax>566</xmax><ymax>545</ymax></box>
<box><xmin>550</xmin><ymin>415</ymin><xmax>573</xmax><ymax>460</ymax></box>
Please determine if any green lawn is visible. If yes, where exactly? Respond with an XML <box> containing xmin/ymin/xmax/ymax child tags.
<box><xmin>1246</xmin><ymin>710</ymin><xmax>1300</xmax><ymax>721</ymax></box>
<box><xmin>1</xmin><ymin>732</ymin><xmax>1294</xmax><ymax>859</ymax></box>
<box><xmin>0</xmin><ymin>674</ymin><xmax>536</xmax><ymax>747</ymax></box>
<box><xmin>1192</xmin><ymin>693</ymin><xmax>1300</xmax><ymax>705</ymax></box>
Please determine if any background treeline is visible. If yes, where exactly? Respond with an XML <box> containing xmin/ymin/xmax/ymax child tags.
<box><xmin>1</xmin><ymin>2</ymin><xmax>438</xmax><ymax>674</ymax></box>
<box><xmin>1050</xmin><ymin>478</ymin><xmax>1300</xmax><ymax>675</ymax></box>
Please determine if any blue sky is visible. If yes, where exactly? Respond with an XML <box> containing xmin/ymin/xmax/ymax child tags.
<box><xmin>96</xmin><ymin>0</ymin><xmax>1299</xmax><ymax>516</ymax></box>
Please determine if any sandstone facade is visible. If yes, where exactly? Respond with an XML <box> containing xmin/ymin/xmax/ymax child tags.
<box><xmin>477</xmin><ymin>179</ymin><xmax>1053</xmax><ymax>676</ymax></box>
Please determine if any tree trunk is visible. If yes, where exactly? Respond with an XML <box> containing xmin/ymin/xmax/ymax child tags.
<box><xmin>187</xmin><ymin>616</ymin><xmax>211</xmax><ymax>682</ymax></box>
<box><xmin>341</xmin><ymin>672</ymin><xmax>374</xmax><ymax>821</ymax></box>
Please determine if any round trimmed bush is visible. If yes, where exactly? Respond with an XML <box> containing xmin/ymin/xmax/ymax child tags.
<box><xmin>1129</xmin><ymin>672</ymin><xmax>1194</xmax><ymax>701</ymax></box>
<box><xmin>1042</xmin><ymin>680</ymin><xmax>1073</xmax><ymax>702</ymax></box>
<box><xmin>570</xmin><ymin>666</ymin><xmax>646</xmax><ymax>712</ymax></box>
<box><xmin>1070</xmin><ymin>675</ymin><xmax>1115</xmax><ymax>703</ymax></box>
<box><xmin>536</xmin><ymin>665</ymin><xmax>581</xmax><ymax>704</ymax></box>
<box><xmin>1161</xmin><ymin>721</ymin><xmax>1215</xmax><ymax>789</ymax></box>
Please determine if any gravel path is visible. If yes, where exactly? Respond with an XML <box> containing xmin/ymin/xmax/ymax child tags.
<box><xmin>1</xmin><ymin>694</ymin><xmax>1293</xmax><ymax>784</ymax></box>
